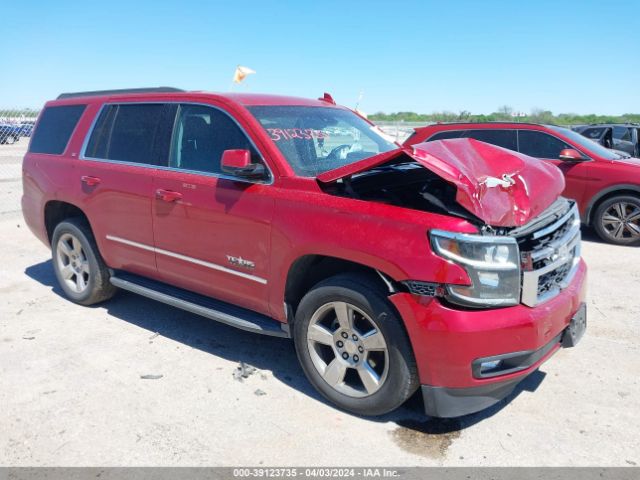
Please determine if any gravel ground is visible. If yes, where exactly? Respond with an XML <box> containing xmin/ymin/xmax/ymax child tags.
<box><xmin>0</xmin><ymin>142</ymin><xmax>639</xmax><ymax>466</ymax></box>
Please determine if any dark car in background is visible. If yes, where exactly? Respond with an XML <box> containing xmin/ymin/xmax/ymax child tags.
<box><xmin>18</xmin><ymin>122</ymin><xmax>35</xmax><ymax>137</ymax></box>
<box><xmin>405</xmin><ymin>122</ymin><xmax>640</xmax><ymax>246</ymax></box>
<box><xmin>0</xmin><ymin>124</ymin><xmax>22</xmax><ymax>144</ymax></box>
<box><xmin>575</xmin><ymin>124</ymin><xmax>640</xmax><ymax>157</ymax></box>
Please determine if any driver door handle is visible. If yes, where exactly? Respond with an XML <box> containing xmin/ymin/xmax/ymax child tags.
<box><xmin>156</xmin><ymin>189</ymin><xmax>183</xmax><ymax>202</ymax></box>
<box><xmin>81</xmin><ymin>175</ymin><xmax>101</xmax><ymax>186</ymax></box>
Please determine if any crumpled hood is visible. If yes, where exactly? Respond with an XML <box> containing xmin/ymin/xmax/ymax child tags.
<box><xmin>317</xmin><ymin>138</ymin><xmax>565</xmax><ymax>227</ymax></box>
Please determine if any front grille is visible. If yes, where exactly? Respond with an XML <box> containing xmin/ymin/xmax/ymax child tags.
<box><xmin>514</xmin><ymin>200</ymin><xmax>581</xmax><ymax>307</ymax></box>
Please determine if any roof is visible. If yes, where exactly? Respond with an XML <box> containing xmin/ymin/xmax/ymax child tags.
<box><xmin>57</xmin><ymin>87</ymin><xmax>184</xmax><ymax>99</ymax></box>
<box><xmin>581</xmin><ymin>123</ymin><xmax>640</xmax><ymax>127</ymax></box>
<box><xmin>53</xmin><ymin>87</ymin><xmax>340</xmax><ymax>108</ymax></box>
<box><xmin>223</xmin><ymin>93</ymin><xmax>336</xmax><ymax>107</ymax></box>
<box><xmin>415</xmin><ymin>121</ymin><xmax>547</xmax><ymax>130</ymax></box>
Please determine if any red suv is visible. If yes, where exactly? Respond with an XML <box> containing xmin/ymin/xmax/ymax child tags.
<box><xmin>22</xmin><ymin>89</ymin><xmax>587</xmax><ymax>418</ymax></box>
<box><xmin>405</xmin><ymin>122</ymin><xmax>640</xmax><ymax>246</ymax></box>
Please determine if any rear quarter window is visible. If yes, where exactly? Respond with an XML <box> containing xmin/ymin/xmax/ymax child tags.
<box><xmin>29</xmin><ymin>105</ymin><xmax>86</xmax><ymax>154</ymax></box>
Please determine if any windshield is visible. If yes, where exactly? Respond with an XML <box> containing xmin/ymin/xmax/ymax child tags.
<box><xmin>248</xmin><ymin>106</ymin><xmax>398</xmax><ymax>176</ymax></box>
<box><xmin>548</xmin><ymin>125</ymin><xmax>624</xmax><ymax>160</ymax></box>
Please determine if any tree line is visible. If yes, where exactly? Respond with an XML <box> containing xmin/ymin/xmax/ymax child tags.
<box><xmin>369</xmin><ymin>106</ymin><xmax>640</xmax><ymax>125</ymax></box>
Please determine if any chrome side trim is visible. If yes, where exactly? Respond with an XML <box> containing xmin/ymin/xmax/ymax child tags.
<box><xmin>106</xmin><ymin>235</ymin><xmax>155</xmax><ymax>252</ymax></box>
<box><xmin>105</xmin><ymin>235</ymin><xmax>267</xmax><ymax>285</ymax></box>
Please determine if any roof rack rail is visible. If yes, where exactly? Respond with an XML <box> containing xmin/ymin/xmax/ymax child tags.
<box><xmin>57</xmin><ymin>87</ymin><xmax>184</xmax><ymax>100</ymax></box>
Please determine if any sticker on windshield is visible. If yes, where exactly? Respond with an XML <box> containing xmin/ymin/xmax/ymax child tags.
<box><xmin>267</xmin><ymin>128</ymin><xmax>329</xmax><ymax>141</ymax></box>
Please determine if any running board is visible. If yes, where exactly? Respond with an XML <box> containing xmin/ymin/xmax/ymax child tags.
<box><xmin>109</xmin><ymin>272</ymin><xmax>290</xmax><ymax>338</ymax></box>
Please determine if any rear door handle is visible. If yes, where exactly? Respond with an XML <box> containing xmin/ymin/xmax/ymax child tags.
<box><xmin>156</xmin><ymin>189</ymin><xmax>183</xmax><ymax>202</ymax></box>
<box><xmin>81</xmin><ymin>175</ymin><xmax>101</xmax><ymax>186</ymax></box>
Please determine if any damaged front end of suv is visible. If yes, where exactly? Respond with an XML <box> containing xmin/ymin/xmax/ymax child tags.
<box><xmin>316</xmin><ymin>138</ymin><xmax>582</xmax><ymax>308</ymax></box>
<box><xmin>312</xmin><ymin>137</ymin><xmax>586</xmax><ymax>416</ymax></box>
<box><xmin>247</xmin><ymin>102</ymin><xmax>587</xmax><ymax>417</ymax></box>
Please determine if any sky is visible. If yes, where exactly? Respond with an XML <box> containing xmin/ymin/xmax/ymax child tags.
<box><xmin>2</xmin><ymin>0</ymin><xmax>639</xmax><ymax>115</ymax></box>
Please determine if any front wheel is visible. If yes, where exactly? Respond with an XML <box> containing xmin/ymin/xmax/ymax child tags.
<box><xmin>293</xmin><ymin>274</ymin><xmax>418</xmax><ymax>416</ymax></box>
<box><xmin>593</xmin><ymin>195</ymin><xmax>640</xmax><ymax>246</ymax></box>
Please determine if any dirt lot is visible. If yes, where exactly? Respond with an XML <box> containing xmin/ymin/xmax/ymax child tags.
<box><xmin>1</xmin><ymin>141</ymin><xmax>639</xmax><ymax>466</ymax></box>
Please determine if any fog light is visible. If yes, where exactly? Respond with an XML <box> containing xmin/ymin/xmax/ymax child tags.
<box><xmin>480</xmin><ymin>360</ymin><xmax>502</xmax><ymax>373</ymax></box>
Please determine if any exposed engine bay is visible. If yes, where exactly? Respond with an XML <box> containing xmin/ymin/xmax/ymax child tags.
<box><xmin>319</xmin><ymin>156</ymin><xmax>481</xmax><ymax>223</ymax></box>
<box><xmin>316</xmin><ymin>139</ymin><xmax>566</xmax><ymax>229</ymax></box>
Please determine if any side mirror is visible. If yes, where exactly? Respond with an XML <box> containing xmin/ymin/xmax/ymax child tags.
<box><xmin>221</xmin><ymin>149</ymin><xmax>266</xmax><ymax>179</ymax></box>
<box><xmin>559</xmin><ymin>148</ymin><xmax>587</xmax><ymax>161</ymax></box>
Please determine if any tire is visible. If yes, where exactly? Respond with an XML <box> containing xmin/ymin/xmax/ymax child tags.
<box><xmin>4</xmin><ymin>135</ymin><xmax>16</xmax><ymax>145</ymax></box>
<box><xmin>51</xmin><ymin>218</ymin><xmax>117</xmax><ymax>305</ymax></box>
<box><xmin>293</xmin><ymin>273</ymin><xmax>418</xmax><ymax>416</ymax></box>
<box><xmin>593</xmin><ymin>195</ymin><xmax>640</xmax><ymax>246</ymax></box>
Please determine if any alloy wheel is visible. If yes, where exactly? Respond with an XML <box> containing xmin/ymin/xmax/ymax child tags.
<box><xmin>56</xmin><ymin>232</ymin><xmax>90</xmax><ymax>293</ymax></box>
<box><xmin>600</xmin><ymin>201</ymin><xmax>640</xmax><ymax>241</ymax></box>
<box><xmin>306</xmin><ymin>301</ymin><xmax>389</xmax><ymax>398</ymax></box>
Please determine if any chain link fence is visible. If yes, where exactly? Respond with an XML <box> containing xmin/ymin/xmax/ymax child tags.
<box><xmin>1</xmin><ymin>109</ymin><xmax>38</xmax><ymax>218</ymax></box>
<box><xmin>374</xmin><ymin>121</ymin><xmax>429</xmax><ymax>143</ymax></box>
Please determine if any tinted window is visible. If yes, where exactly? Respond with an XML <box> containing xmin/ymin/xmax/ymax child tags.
<box><xmin>517</xmin><ymin>130</ymin><xmax>572</xmax><ymax>159</ymax></box>
<box><xmin>170</xmin><ymin>104</ymin><xmax>260</xmax><ymax>174</ymax></box>
<box><xmin>548</xmin><ymin>126</ymin><xmax>619</xmax><ymax>160</ymax></box>
<box><xmin>428</xmin><ymin>130</ymin><xmax>465</xmax><ymax>141</ymax></box>
<box><xmin>581</xmin><ymin>127</ymin><xmax>606</xmax><ymax>140</ymax></box>
<box><xmin>29</xmin><ymin>105</ymin><xmax>86</xmax><ymax>154</ymax></box>
<box><xmin>427</xmin><ymin>129</ymin><xmax>517</xmax><ymax>150</ymax></box>
<box><xmin>85</xmin><ymin>104</ymin><xmax>166</xmax><ymax>164</ymax></box>
<box><xmin>612</xmin><ymin>126</ymin><xmax>631</xmax><ymax>141</ymax></box>
<box><xmin>465</xmin><ymin>129</ymin><xmax>517</xmax><ymax>151</ymax></box>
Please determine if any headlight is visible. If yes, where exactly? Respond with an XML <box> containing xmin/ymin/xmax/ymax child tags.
<box><xmin>430</xmin><ymin>229</ymin><xmax>520</xmax><ymax>307</ymax></box>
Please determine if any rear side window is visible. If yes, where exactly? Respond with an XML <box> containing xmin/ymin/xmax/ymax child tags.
<box><xmin>428</xmin><ymin>130</ymin><xmax>466</xmax><ymax>141</ymax></box>
<box><xmin>428</xmin><ymin>129</ymin><xmax>517</xmax><ymax>151</ymax></box>
<box><xmin>29</xmin><ymin>105</ymin><xmax>86</xmax><ymax>154</ymax></box>
<box><xmin>465</xmin><ymin>129</ymin><xmax>517</xmax><ymax>151</ymax></box>
<box><xmin>84</xmin><ymin>104</ymin><xmax>167</xmax><ymax>165</ymax></box>
<box><xmin>581</xmin><ymin>127</ymin><xmax>606</xmax><ymax>139</ymax></box>
<box><xmin>612</xmin><ymin>126</ymin><xmax>631</xmax><ymax>141</ymax></box>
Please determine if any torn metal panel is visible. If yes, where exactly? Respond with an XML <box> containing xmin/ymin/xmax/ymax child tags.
<box><xmin>318</xmin><ymin>138</ymin><xmax>565</xmax><ymax>227</ymax></box>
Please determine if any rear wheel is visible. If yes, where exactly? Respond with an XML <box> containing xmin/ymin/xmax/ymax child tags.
<box><xmin>593</xmin><ymin>195</ymin><xmax>640</xmax><ymax>246</ymax></box>
<box><xmin>293</xmin><ymin>274</ymin><xmax>418</xmax><ymax>416</ymax></box>
<box><xmin>4</xmin><ymin>135</ymin><xmax>16</xmax><ymax>145</ymax></box>
<box><xmin>51</xmin><ymin>218</ymin><xmax>117</xmax><ymax>305</ymax></box>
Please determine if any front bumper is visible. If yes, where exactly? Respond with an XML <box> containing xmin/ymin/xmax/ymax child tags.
<box><xmin>389</xmin><ymin>258</ymin><xmax>587</xmax><ymax>417</ymax></box>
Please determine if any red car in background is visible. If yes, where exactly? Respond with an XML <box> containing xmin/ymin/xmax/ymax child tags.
<box><xmin>405</xmin><ymin>123</ymin><xmax>640</xmax><ymax>245</ymax></box>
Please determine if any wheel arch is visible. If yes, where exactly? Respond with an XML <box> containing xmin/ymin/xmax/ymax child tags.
<box><xmin>283</xmin><ymin>254</ymin><xmax>402</xmax><ymax>324</ymax></box>
<box><xmin>44</xmin><ymin>200</ymin><xmax>92</xmax><ymax>243</ymax></box>
<box><xmin>584</xmin><ymin>184</ymin><xmax>640</xmax><ymax>225</ymax></box>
